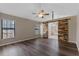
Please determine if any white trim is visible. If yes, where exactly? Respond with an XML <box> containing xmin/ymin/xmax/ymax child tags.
<box><xmin>68</xmin><ymin>41</ymin><xmax>76</xmax><ymax>44</ymax></box>
<box><xmin>78</xmin><ymin>48</ymin><xmax>79</xmax><ymax>51</ymax></box>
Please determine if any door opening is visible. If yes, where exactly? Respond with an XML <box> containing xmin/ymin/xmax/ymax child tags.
<box><xmin>48</xmin><ymin>22</ymin><xmax>58</xmax><ymax>39</ymax></box>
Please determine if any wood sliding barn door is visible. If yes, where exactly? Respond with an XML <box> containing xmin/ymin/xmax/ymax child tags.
<box><xmin>58</xmin><ymin>19</ymin><xmax>69</xmax><ymax>42</ymax></box>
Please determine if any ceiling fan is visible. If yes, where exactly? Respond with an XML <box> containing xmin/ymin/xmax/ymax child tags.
<box><xmin>32</xmin><ymin>10</ymin><xmax>49</xmax><ymax>18</ymax></box>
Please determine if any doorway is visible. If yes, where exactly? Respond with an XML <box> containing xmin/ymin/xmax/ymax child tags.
<box><xmin>48</xmin><ymin>22</ymin><xmax>58</xmax><ymax>39</ymax></box>
<box><xmin>40</xmin><ymin>23</ymin><xmax>48</xmax><ymax>38</ymax></box>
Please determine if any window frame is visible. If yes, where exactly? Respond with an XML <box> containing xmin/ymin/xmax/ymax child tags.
<box><xmin>1</xmin><ymin>19</ymin><xmax>15</xmax><ymax>39</ymax></box>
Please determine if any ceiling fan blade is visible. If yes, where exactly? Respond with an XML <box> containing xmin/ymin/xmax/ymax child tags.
<box><xmin>44</xmin><ymin>13</ymin><xmax>49</xmax><ymax>15</ymax></box>
<box><xmin>32</xmin><ymin>13</ymin><xmax>36</xmax><ymax>14</ymax></box>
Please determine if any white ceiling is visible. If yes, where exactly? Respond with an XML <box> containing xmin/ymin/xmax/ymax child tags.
<box><xmin>0</xmin><ymin>3</ymin><xmax>79</xmax><ymax>22</ymax></box>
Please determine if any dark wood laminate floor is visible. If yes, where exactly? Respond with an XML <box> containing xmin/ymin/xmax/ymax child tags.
<box><xmin>0</xmin><ymin>38</ymin><xmax>78</xmax><ymax>56</ymax></box>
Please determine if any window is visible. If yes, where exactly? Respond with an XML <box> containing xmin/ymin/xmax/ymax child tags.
<box><xmin>2</xmin><ymin>19</ymin><xmax>15</xmax><ymax>39</ymax></box>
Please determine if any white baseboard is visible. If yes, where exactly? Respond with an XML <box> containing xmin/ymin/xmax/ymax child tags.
<box><xmin>0</xmin><ymin>36</ymin><xmax>40</xmax><ymax>47</ymax></box>
<box><xmin>78</xmin><ymin>48</ymin><xmax>79</xmax><ymax>51</ymax></box>
<box><xmin>68</xmin><ymin>41</ymin><xmax>76</xmax><ymax>44</ymax></box>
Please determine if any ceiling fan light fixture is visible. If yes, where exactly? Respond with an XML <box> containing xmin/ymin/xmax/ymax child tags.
<box><xmin>32</xmin><ymin>9</ymin><xmax>50</xmax><ymax>18</ymax></box>
<box><xmin>38</xmin><ymin>14</ymin><xmax>43</xmax><ymax>18</ymax></box>
<box><xmin>38</xmin><ymin>13</ymin><xmax>44</xmax><ymax>18</ymax></box>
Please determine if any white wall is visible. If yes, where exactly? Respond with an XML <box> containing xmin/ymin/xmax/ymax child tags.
<box><xmin>76</xmin><ymin>15</ymin><xmax>79</xmax><ymax>50</ymax></box>
<box><xmin>68</xmin><ymin>16</ymin><xmax>77</xmax><ymax>43</ymax></box>
<box><xmin>0</xmin><ymin>13</ymin><xmax>40</xmax><ymax>46</ymax></box>
<box><xmin>40</xmin><ymin>23</ymin><xmax>44</xmax><ymax>37</ymax></box>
